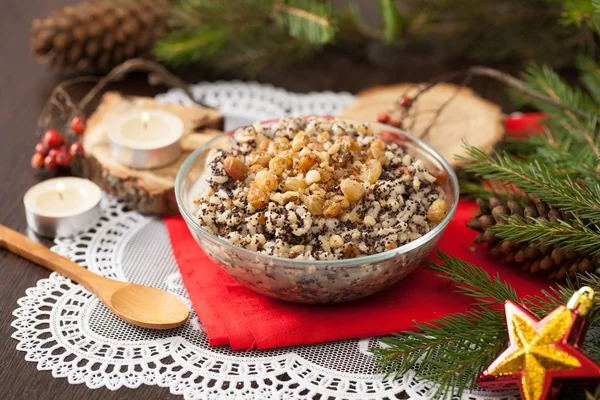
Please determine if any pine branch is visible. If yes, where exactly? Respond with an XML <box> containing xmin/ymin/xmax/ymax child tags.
<box><xmin>272</xmin><ymin>0</ymin><xmax>334</xmax><ymax>44</ymax></box>
<box><xmin>374</xmin><ymin>253</ymin><xmax>600</xmax><ymax>399</ymax></box>
<box><xmin>460</xmin><ymin>145</ymin><xmax>600</xmax><ymax>222</ymax></box>
<box><xmin>578</xmin><ymin>55</ymin><xmax>600</xmax><ymax>105</ymax></box>
<box><xmin>491</xmin><ymin>215</ymin><xmax>600</xmax><ymax>257</ymax></box>
<box><xmin>426</xmin><ymin>251</ymin><xmax>520</xmax><ymax>306</ymax></box>
<box><xmin>154</xmin><ymin>0</ymin><xmax>334</xmax><ymax>76</ymax></box>
<box><xmin>373</xmin><ymin>307</ymin><xmax>508</xmax><ymax>399</ymax></box>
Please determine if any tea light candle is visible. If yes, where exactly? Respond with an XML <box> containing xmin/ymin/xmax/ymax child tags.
<box><xmin>109</xmin><ymin>110</ymin><xmax>184</xmax><ymax>169</ymax></box>
<box><xmin>24</xmin><ymin>177</ymin><xmax>102</xmax><ymax>238</ymax></box>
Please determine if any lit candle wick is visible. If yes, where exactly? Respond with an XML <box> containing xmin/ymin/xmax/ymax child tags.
<box><xmin>141</xmin><ymin>112</ymin><xmax>150</xmax><ymax>131</ymax></box>
<box><xmin>56</xmin><ymin>182</ymin><xmax>65</xmax><ymax>201</ymax></box>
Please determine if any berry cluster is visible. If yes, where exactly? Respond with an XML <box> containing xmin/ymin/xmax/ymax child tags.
<box><xmin>375</xmin><ymin>95</ymin><xmax>412</xmax><ymax>129</ymax></box>
<box><xmin>31</xmin><ymin>116</ymin><xmax>86</xmax><ymax>170</ymax></box>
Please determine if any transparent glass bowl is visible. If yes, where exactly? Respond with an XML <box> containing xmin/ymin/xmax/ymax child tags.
<box><xmin>175</xmin><ymin>118</ymin><xmax>459</xmax><ymax>304</ymax></box>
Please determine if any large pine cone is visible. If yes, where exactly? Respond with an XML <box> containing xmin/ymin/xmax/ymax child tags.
<box><xmin>31</xmin><ymin>0</ymin><xmax>169</xmax><ymax>73</ymax></box>
<box><xmin>467</xmin><ymin>195</ymin><xmax>600</xmax><ymax>280</ymax></box>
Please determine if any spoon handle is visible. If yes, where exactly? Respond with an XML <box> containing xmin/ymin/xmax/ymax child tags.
<box><xmin>0</xmin><ymin>224</ymin><xmax>108</xmax><ymax>293</ymax></box>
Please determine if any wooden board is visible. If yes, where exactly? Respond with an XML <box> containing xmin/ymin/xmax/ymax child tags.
<box><xmin>83</xmin><ymin>92</ymin><xmax>224</xmax><ymax>215</ymax></box>
<box><xmin>341</xmin><ymin>83</ymin><xmax>504</xmax><ymax>168</ymax></box>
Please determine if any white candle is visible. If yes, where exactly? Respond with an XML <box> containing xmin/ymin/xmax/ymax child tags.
<box><xmin>109</xmin><ymin>110</ymin><xmax>184</xmax><ymax>169</ymax></box>
<box><xmin>24</xmin><ymin>177</ymin><xmax>102</xmax><ymax>238</ymax></box>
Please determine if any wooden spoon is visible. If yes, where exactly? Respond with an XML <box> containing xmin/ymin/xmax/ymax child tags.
<box><xmin>0</xmin><ymin>225</ymin><xmax>189</xmax><ymax>330</ymax></box>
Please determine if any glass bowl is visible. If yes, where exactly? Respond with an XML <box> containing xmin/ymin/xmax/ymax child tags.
<box><xmin>175</xmin><ymin>118</ymin><xmax>459</xmax><ymax>304</ymax></box>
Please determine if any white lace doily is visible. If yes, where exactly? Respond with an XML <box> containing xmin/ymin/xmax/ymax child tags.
<box><xmin>11</xmin><ymin>82</ymin><xmax>521</xmax><ymax>400</ymax></box>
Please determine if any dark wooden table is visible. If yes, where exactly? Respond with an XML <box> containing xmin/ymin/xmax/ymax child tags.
<box><xmin>0</xmin><ymin>1</ymin><xmax>520</xmax><ymax>399</ymax></box>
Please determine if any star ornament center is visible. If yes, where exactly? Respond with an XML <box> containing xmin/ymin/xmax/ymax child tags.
<box><xmin>477</xmin><ymin>302</ymin><xmax>600</xmax><ymax>400</ymax></box>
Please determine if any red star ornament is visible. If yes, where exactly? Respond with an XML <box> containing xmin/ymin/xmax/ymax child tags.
<box><xmin>477</xmin><ymin>288</ymin><xmax>600</xmax><ymax>400</ymax></box>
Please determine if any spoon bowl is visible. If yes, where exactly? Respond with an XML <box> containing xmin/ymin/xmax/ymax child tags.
<box><xmin>110</xmin><ymin>284</ymin><xmax>190</xmax><ymax>329</ymax></box>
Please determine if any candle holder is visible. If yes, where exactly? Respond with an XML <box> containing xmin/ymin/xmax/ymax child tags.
<box><xmin>109</xmin><ymin>110</ymin><xmax>185</xmax><ymax>169</ymax></box>
<box><xmin>24</xmin><ymin>177</ymin><xmax>102</xmax><ymax>238</ymax></box>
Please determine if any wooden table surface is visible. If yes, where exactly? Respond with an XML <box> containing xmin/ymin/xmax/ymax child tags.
<box><xmin>0</xmin><ymin>1</ymin><xmax>519</xmax><ymax>399</ymax></box>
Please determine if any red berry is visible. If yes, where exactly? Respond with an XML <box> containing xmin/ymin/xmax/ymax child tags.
<box><xmin>56</xmin><ymin>151</ymin><xmax>71</xmax><ymax>166</ymax></box>
<box><xmin>42</xmin><ymin>129</ymin><xmax>65</xmax><ymax>148</ymax></box>
<box><xmin>70</xmin><ymin>116</ymin><xmax>87</xmax><ymax>135</ymax></box>
<box><xmin>31</xmin><ymin>153</ymin><xmax>44</xmax><ymax>169</ymax></box>
<box><xmin>398</xmin><ymin>96</ymin><xmax>412</xmax><ymax>108</ymax></box>
<box><xmin>376</xmin><ymin>112</ymin><xmax>390</xmax><ymax>124</ymax></box>
<box><xmin>35</xmin><ymin>142</ymin><xmax>49</xmax><ymax>157</ymax></box>
<box><xmin>44</xmin><ymin>154</ymin><xmax>58</xmax><ymax>169</ymax></box>
<box><xmin>48</xmin><ymin>148</ymin><xmax>59</xmax><ymax>158</ymax></box>
<box><xmin>69</xmin><ymin>142</ymin><xmax>85</xmax><ymax>158</ymax></box>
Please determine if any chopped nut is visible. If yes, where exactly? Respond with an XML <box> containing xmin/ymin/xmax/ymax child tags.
<box><xmin>296</xmin><ymin>153</ymin><xmax>319</xmax><ymax>173</ymax></box>
<box><xmin>323</xmin><ymin>196</ymin><xmax>349</xmax><ymax>218</ymax></box>
<box><xmin>327</xmin><ymin>142</ymin><xmax>341</xmax><ymax>155</ymax></box>
<box><xmin>305</xmin><ymin>170</ymin><xmax>321</xmax><ymax>185</ymax></box>
<box><xmin>249</xmin><ymin>164</ymin><xmax>266</xmax><ymax>173</ymax></box>
<box><xmin>269</xmin><ymin>156</ymin><xmax>287</xmax><ymax>176</ymax></box>
<box><xmin>271</xmin><ymin>191</ymin><xmax>300</xmax><ymax>204</ymax></box>
<box><xmin>253</xmin><ymin>170</ymin><xmax>278</xmax><ymax>192</ymax></box>
<box><xmin>248</xmin><ymin>152</ymin><xmax>271</xmax><ymax>167</ymax></box>
<box><xmin>363</xmin><ymin>215</ymin><xmax>376</xmax><ymax>226</ymax></box>
<box><xmin>258</xmin><ymin>138</ymin><xmax>272</xmax><ymax>151</ymax></box>
<box><xmin>427</xmin><ymin>199</ymin><xmax>448</xmax><ymax>223</ymax></box>
<box><xmin>329</xmin><ymin>234</ymin><xmax>344</xmax><ymax>248</ymax></box>
<box><xmin>340</xmin><ymin>179</ymin><xmax>365</xmax><ymax>202</ymax></box>
<box><xmin>318</xmin><ymin>168</ymin><xmax>333</xmax><ymax>183</ymax></box>
<box><xmin>223</xmin><ymin>156</ymin><xmax>248</xmax><ymax>181</ymax></box>
<box><xmin>284</xmin><ymin>177</ymin><xmax>307</xmax><ymax>192</ymax></box>
<box><xmin>291</xmin><ymin>131</ymin><xmax>309</xmax><ymax>151</ymax></box>
<box><xmin>308</xmin><ymin>142</ymin><xmax>324</xmax><ymax>151</ymax></box>
<box><xmin>360</xmin><ymin>159</ymin><xmax>382</xmax><ymax>184</ymax></box>
<box><xmin>317</xmin><ymin>130</ymin><xmax>331</xmax><ymax>142</ymax></box>
<box><xmin>247</xmin><ymin>187</ymin><xmax>269</xmax><ymax>210</ymax></box>
<box><xmin>343</xmin><ymin>137</ymin><xmax>361</xmax><ymax>152</ymax></box>
<box><xmin>348</xmin><ymin>214</ymin><xmax>361</xmax><ymax>223</ymax></box>
<box><xmin>303</xmin><ymin>194</ymin><xmax>324</xmax><ymax>215</ymax></box>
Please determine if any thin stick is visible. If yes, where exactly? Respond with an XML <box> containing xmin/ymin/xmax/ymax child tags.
<box><xmin>398</xmin><ymin>66</ymin><xmax>591</xmax><ymax>121</ymax></box>
<box><xmin>79</xmin><ymin>59</ymin><xmax>207</xmax><ymax>111</ymax></box>
<box><xmin>420</xmin><ymin>74</ymin><xmax>472</xmax><ymax>141</ymax></box>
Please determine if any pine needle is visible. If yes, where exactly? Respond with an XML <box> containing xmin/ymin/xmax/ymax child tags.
<box><xmin>460</xmin><ymin>145</ymin><xmax>600</xmax><ymax>221</ymax></box>
<box><xmin>373</xmin><ymin>253</ymin><xmax>600</xmax><ymax>399</ymax></box>
<box><xmin>491</xmin><ymin>215</ymin><xmax>600</xmax><ymax>257</ymax></box>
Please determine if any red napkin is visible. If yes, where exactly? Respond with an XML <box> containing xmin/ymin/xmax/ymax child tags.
<box><xmin>165</xmin><ymin>113</ymin><xmax>550</xmax><ymax>350</ymax></box>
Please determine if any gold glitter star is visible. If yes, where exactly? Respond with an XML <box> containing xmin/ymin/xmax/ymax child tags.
<box><xmin>487</xmin><ymin>305</ymin><xmax>580</xmax><ymax>400</ymax></box>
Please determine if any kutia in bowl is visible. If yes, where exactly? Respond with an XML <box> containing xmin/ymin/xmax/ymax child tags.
<box><xmin>176</xmin><ymin>117</ymin><xmax>459</xmax><ymax>304</ymax></box>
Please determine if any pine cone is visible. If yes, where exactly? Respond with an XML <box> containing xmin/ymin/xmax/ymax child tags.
<box><xmin>467</xmin><ymin>195</ymin><xmax>600</xmax><ymax>280</ymax></box>
<box><xmin>31</xmin><ymin>0</ymin><xmax>169</xmax><ymax>73</ymax></box>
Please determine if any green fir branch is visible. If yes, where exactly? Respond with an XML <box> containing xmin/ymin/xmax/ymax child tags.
<box><xmin>578</xmin><ymin>55</ymin><xmax>600</xmax><ymax>104</ymax></box>
<box><xmin>425</xmin><ymin>251</ymin><xmax>520</xmax><ymax>306</ymax></box>
<box><xmin>273</xmin><ymin>0</ymin><xmax>335</xmax><ymax>44</ymax></box>
<box><xmin>460</xmin><ymin>145</ymin><xmax>600</xmax><ymax>222</ymax></box>
<box><xmin>491</xmin><ymin>215</ymin><xmax>600</xmax><ymax>256</ymax></box>
<box><xmin>374</xmin><ymin>253</ymin><xmax>600</xmax><ymax>399</ymax></box>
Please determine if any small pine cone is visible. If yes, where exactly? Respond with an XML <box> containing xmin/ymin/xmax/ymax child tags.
<box><xmin>467</xmin><ymin>194</ymin><xmax>600</xmax><ymax>280</ymax></box>
<box><xmin>31</xmin><ymin>0</ymin><xmax>169</xmax><ymax>73</ymax></box>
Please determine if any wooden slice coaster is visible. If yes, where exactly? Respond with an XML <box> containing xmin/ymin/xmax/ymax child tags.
<box><xmin>341</xmin><ymin>83</ymin><xmax>504</xmax><ymax>169</ymax></box>
<box><xmin>83</xmin><ymin>92</ymin><xmax>224</xmax><ymax>215</ymax></box>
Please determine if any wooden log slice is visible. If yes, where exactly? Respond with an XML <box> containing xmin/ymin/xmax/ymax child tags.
<box><xmin>83</xmin><ymin>92</ymin><xmax>224</xmax><ymax>215</ymax></box>
<box><xmin>341</xmin><ymin>83</ymin><xmax>504</xmax><ymax>168</ymax></box>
